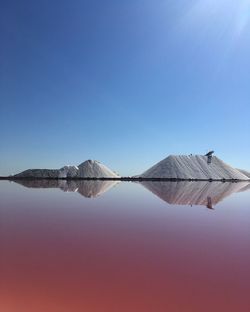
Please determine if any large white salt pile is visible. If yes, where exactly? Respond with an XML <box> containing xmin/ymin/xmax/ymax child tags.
<box><xmin>77</xmin><ymin>160</ymin><xmax>119</xmax><ymax>178</ymax></box>
<box><xmin>139</xmin><ymin>155</ymin><xmax>249</xmax><ymax>180</ymax></box>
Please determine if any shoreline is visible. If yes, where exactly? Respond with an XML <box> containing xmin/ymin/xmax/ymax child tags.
<box><xmin>0</xmin><ymin>177</ymin><xmax>249</xmax><ymax>182</ymax></box>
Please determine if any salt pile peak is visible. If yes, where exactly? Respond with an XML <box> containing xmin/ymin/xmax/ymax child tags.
<box><xmin>139</xmin><ymin>154</ymin><xmax>249</xmax><ymax>180</ymax></box>
<box><xmin>77</xmin><ymin>160</ymin><xmax>119</xmax><ymax>178</ymax></box>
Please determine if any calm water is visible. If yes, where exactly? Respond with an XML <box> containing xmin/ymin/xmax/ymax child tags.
<box><xmin>1</xmin><ymin>180</ymin><xmax>250</xmax><ymax>312</ymax></box>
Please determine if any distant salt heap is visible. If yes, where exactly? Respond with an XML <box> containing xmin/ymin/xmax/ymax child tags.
<box><xmin>14</xmin><ymin>160</ymin><xmax>119</xmax><ymax>179</ymax></box>
<box><xmin>237</xmin><ymin>169</ymin><xmax>250</xmax><ymax>178</ymax></box>
<box><xmin>139</xmin><ymin>155</ymin><xmax>249</xmax><ymax>180</ymax></box>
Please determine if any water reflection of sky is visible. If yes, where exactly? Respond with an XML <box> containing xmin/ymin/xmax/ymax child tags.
<box><xmin>0</xmin><ymin>181</ymin><xmax>250</xmax><ymax>312</ymax></box>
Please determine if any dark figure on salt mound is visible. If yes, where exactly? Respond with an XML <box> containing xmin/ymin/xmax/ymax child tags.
<box><xmin>205</xmin><ymin>151</ymin><xmax>214</xmax><ymax>164</ymax></box>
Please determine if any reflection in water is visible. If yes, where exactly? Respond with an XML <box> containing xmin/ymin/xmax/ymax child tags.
<box><xmin>1</xmin><ymin>180</ymin><xmax>250</xmax><ymax>312</ymax></box>
<box><xmin>238</xmin><ymin>183</ymin><xmax>250</xmax><ymax>193</ymax></box>
<box><xmin>140</xmin><ymin>181</ymin><xmax>250</xmax><ymax>208</ymax></box>
<box><xmin>13</xmin><ymin>179</ymin><xmax>250</xmax><ymax>207</ymax></box>
<box><xmin>14</xmin><ymin>179</ymin><xmax>119</xmax><ymax>198</ymax></box>
<box><xmin>206</xmin><ymin>196</ymin><xmax>213</xmax><ymax>209</ymax></box>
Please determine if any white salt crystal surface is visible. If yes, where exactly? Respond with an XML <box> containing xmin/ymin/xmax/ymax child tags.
<box><xmin>139</xmin><ymin>155</ymin><xmax>249</xmax><ymax>180</ymax></box>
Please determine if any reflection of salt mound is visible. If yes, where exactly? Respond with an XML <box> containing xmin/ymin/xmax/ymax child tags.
<box><xmin>13</xmin><ymin>179</ymin><xmax>60</xmax><ymax>188</ymax></box>
<box><xmin>140</xmin><ymin>181</ymin><xmax>250</xmax><ymax>208</ymax></box>
<box><xmin>237</xmin><ymin>183</ymin><xmax>250</xmax><ymax>193</ymax></box>
<box><xmin>69</xmin><ymin>180</ymin><xmax>119</xmax><ymax>198</ymax></box>
<box><xmin>14</xmin><ymin>179</ymin><xmax>119</xmax><ymax>198</ymax></box>
<box><xmin>77</xmin><ymin>160</ymin><xmax>119</xmax><ymax>178</ymax></box>
<box><xmin>139</xmin><ymin>155</ymin><xmax>249</xmax><ymax>180</ymax></box>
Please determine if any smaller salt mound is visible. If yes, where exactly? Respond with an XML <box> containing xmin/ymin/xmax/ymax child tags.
<box><xmin>140</xmin><ymin>155</ymin><xmax>248</xmax><ymax>180</ymax></box>
<box><xmin>77</xmin><ymin>160</ymin><xmax>119</xmax><ymax>178</ymax></box>
<box><xmin>237</xmin><ymin>169</ymin><xmax>250</xmax><ymax>178</ymax></box>
<box><xmin>14</xmin><ymin>160</ymin><xmax>119</xmax><ymax>179</ymax></box>
<box><xmin>58</xmin><ymin>166</ymin><xmax>79</xmax><ymax>178</ymax></box>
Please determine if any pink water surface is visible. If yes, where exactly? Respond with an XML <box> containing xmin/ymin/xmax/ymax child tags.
<box><xmin>0</xmin><ymin>181</ymin><xmax>249</xmax><ymax>312</ymax></box>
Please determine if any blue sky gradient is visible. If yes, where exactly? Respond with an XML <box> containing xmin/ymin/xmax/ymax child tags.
<box><xmin>1</xmin><ymin>0</ymin><xmax>250</xmax><ymax>176</ymax></box>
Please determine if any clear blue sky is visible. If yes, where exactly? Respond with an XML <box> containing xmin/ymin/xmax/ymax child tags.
<box><xmin>1</xmin><ymin>0</ymin><xmax>250</xmax><ymax>176</ymax></box>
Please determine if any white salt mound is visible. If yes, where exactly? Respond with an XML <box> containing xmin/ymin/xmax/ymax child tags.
<box><xmin>78</xmin><ymin>160</ymin><xmax>119</xmax><ymax>178</ymax></box>
<box><xmin>15</xmin><ymin>160</ymin><xmax>119</xmax><ymax>179</ymax></box>
<box><xmin>139</xmin><ymin>155</ymin><xmax>249</xmax><ymax>180</ymax></box>
<box><xmin>58</xmin><ymin>166</ymin><xmax>79</xmax><ymax>178</ymax></box>
<box><xmin>237</xmin><ymin>169</ymin><xmax>250</xmax><ymax>178</ymax></box>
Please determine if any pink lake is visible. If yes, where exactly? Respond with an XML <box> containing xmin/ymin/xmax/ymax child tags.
<box><xmin>0</xmin><ymin>180</ymin><xmax>250</xmax><ymax>312</ymax></box>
